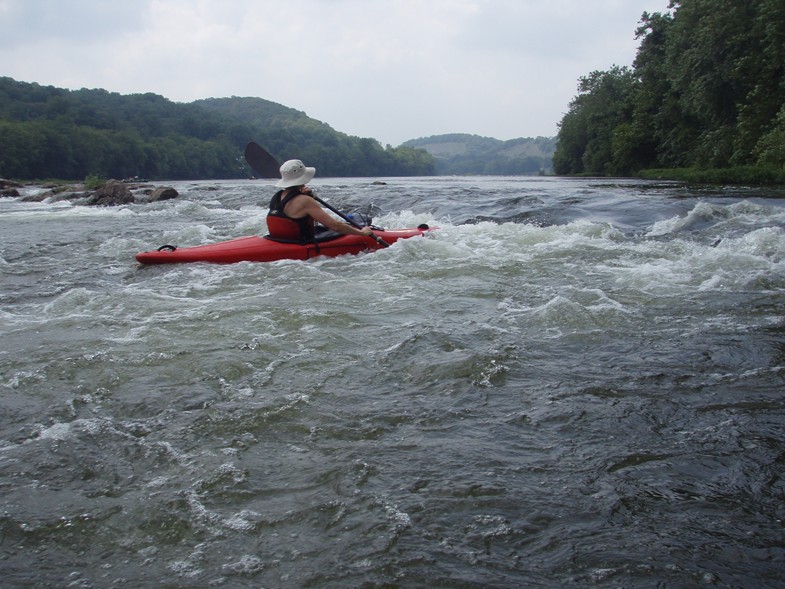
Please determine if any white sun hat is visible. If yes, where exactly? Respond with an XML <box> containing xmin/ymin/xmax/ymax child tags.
<box><xmin>275</xmin><ymin>159</ymin><xmax>316</xmax><ymax>188</ymax></box>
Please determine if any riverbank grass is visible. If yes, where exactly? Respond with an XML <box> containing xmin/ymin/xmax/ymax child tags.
<box><xmin>639</xmin><ymin>166</ymin><xmax>785</xmax><ymax>186</ymax></box>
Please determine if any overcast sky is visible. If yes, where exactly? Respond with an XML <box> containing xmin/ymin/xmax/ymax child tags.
<box><xmin>1</xmin><ymin>0</ymin><xmax>670</xmax><ymax>146</ymax></box>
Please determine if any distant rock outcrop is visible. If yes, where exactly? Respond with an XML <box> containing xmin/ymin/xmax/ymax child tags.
<box><xmin>1</xmin><ymin>179</ymin><xmax>22</xmax><ymax>197</ymax></box>
<box><xmin>85</xmin><ymin>181</ymin><xmax>135</xmax><ymax>206</ymax></box>
<box><xmin>147</xmin><ymin>186</ymin><xmax>179</xmax><ymax>202</ymax></box>
<box><xmin>16</xmin><ymin>180</ymin><xmax>179</xmax><ymax>205</ymax></box>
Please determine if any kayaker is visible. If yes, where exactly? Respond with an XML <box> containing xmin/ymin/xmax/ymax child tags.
<box><xmin>267</xmin><ymin>159</ymin><xmax>375</xmax><ymax>243</ymax></box>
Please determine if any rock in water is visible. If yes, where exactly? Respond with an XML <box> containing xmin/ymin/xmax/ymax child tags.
<box><xmin>86</xmin><ymin>181</ymin><xmax>134</xmax><ymax>206</ymax></box>
<box><xmin>148</xmin><ymin>187</ymin><xmax>179</xmax><ymax>202</ymax></box>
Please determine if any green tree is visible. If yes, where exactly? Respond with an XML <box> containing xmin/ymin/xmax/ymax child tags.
<box><xmin>556</xmin><ymin>0</ymin><xmax>785</xmax><ymax>176</ymax></box>
<box><xmin>631</xmin><ymin>10</ymin><xmax>682</xmax><ymax>168</ymax></box>
<box><xmin>753</xmin><ymin>106</ymin><xmax>785</xmax><ymax>169</ymax></box>
<box><xmin>553</xmin><ymin>66</ymin><xmax>638</xmax><ymax>175</ymax></box>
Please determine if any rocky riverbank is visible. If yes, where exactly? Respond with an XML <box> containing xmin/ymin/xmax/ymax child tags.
<box><xmin>0</xmin><ymin>179</ymin><xmax>179</xmax><ymax>205</ymax></box>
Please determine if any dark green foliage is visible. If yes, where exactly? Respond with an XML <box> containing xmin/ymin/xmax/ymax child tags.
<box><xmin>403</xmin><ymin>134</ymin><xmax>556</xmax><ymax>175</ymax></box>
<box><xmin>196</xmin><ymin>97</ymin><xmax>438</xmax><ymax>178</ymax></box>
<box><xmin>553</xmin><ymin>67</ymin><xmax>638</xmax><ymax>176</ymax></box>
<box><xmin>639</xmin><ymin>166</ymin><xmax>785</xmax><ymax>185</ymax></box>
<box><xmin>0</xmin><ymin>79</ymin><xmax>436</xmax><ymax>180</ymax></box>
<box><xmin>554</xmin><ymin>0</ymin><xmax>785</xmax><ymax>180</ymax></box>
<box><xmin>84</xmin><ymin>174</ymin><xmax>106</xmax><ymax>190</ymax></box>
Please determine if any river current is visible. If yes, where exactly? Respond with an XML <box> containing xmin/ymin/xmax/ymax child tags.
<box><xmin>1</xmin><ymin>176</ymin><xmax>784</xmax><ymax>588</ymax></box>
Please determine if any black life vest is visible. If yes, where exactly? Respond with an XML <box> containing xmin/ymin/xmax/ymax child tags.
<box><xmin>266</xmin><ymin>189</ymin><xmax>315</xmax><ymax>243</ymax></box>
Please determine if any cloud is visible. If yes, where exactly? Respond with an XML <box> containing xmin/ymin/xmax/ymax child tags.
<box><xmin>0</xmin><ymin>0</ymin><xmax>670</xmax><ymax>145</ymax></box>
<box><xmin>0</xmin><ymin>0</ymin><xmax>146</xmax><ymax>46</ymax></box>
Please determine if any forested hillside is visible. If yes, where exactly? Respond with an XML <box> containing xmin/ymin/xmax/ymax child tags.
<box><xmin>195</xmin><ymin>97</ymin><xmax>436</xmax><ymax>177</ymax></box>
<box><xmin>0</xmin><ymin>78</ymin><xmax>435</xmax><ymax>180</ymax></box>
<box><xmin>403</xmin><ymin>134</ymin><xmax>555</xmax><ymax>175</ymax></box>
<box><xmin>553</xmin><ymin>0</ymin><xmax>785</xmax><ymax>182</ymax></box>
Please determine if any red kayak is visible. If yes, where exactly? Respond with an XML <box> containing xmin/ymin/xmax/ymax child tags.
<box><xmin>135</xmin><ymin>225</ymin><xmax>431</xmax><ymax>265</ymax></box>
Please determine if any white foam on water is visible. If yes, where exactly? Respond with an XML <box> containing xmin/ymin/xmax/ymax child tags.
<box><xmin>4</xmin><ymin>178</ymin><xmax>785</xmax><ymax>588</ymax></box>
<box><xmin>32</xmin><ymin>417</ymin><xmax>118</xmax><ymax>443</ymax></box>
<box><xmin>41</xmin><ymin>287</ymin><xmax>97</xmax><ymax>317</ymax></box>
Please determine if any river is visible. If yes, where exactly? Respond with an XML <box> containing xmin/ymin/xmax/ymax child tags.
<box><xmin>1</xmin><ymin>176</ymin><xmax>784</xmax><ymax>588</ymax></box>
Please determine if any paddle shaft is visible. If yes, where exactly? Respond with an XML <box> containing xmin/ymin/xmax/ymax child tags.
<box><xmin>245</xmin><ymin>142</ymin><xmax>390</xmax><ymax>247</ymax></box>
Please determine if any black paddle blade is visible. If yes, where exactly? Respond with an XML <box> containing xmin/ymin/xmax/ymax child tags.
<box><xmin>244</xmin><ymin>142</ymin><xmax>281</xmax><ymax>178</ymax></box>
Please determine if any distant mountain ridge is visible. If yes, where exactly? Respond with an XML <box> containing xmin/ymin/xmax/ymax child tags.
<box><xmin>403</xmin><ymin>134</ymin><xmax>556</xmax><ymax>175</ymax></box>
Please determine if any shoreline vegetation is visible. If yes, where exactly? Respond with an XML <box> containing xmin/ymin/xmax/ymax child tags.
<box><xmin>637</xmin><ymin>166</ymin><xmax>785</xmax><ymax>186</ymax></box>
<box><xmin>554</xmin><ymin>1</ymin><xmax>785</xmax><ymax>186</ymax></box>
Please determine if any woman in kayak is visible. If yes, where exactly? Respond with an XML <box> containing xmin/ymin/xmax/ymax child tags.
<box><xmin>267</xmin><ymin>159</ymin><xmax>375</xmax><ymax>243</ymax></box>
